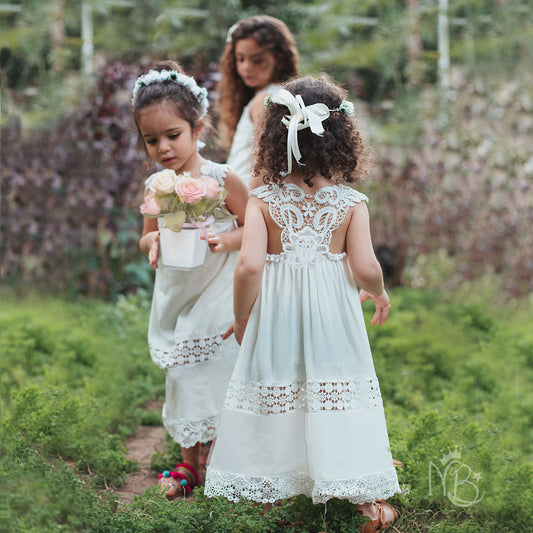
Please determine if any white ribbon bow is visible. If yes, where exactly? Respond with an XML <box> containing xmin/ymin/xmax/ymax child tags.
<box><xmin>270</xmin><ymin>89</ymin><xmax>330</xmax><ymax>175</ymax></box>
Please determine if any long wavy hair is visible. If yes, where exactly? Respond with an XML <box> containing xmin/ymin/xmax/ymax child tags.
<box><xmin>217</xmin><ymin>15</ymin><xmax>299</xmax><ymax>149</ymax></box>
<box><xmin>253</xmin><ymin>76</ymin><xmax>371</xmax><ymax>187</ymax></box>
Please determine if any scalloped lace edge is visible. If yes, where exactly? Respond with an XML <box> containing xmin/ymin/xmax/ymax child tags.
<box><xmin>204</xmin><ymin>467</ymin><xmax>400</xmax><ymax>504</ymax></box>
<box><xmin>164</xmin><ymin>414</ymin><xmax>218</xmax><ymax>448</ymax></box>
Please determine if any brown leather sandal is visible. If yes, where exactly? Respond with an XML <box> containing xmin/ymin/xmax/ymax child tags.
<box><xmin>360</xmin><ymin>501</ymin><xmax>399</xmax><ymax>533</ymax></box>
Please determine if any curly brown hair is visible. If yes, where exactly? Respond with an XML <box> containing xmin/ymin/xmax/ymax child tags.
<box><xmin>253</xmin><ymin>76</ymin><xmax>371</xmax><ymax>187</ymax></box>
<box><xmin>217</xmin><ymin>15</ymin><xmax>299</xmax><ymax>149</ymax></box>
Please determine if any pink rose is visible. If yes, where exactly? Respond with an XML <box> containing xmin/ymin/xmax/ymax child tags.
<box><xmin>175</xmin><ymin>177</ymin><xmax>205</xmax><ymax>204</ymax></box>
<box><xmin>140</xmin><ymin>193</ymin><xmax>161</xmax><ymax>215</ymax></box>
<box><xmin>198</xmin><ymin>176</ymin><xmax>221</xmax><ymax>199</ymax></box>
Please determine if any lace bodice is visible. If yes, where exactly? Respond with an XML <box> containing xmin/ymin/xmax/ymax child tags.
<box><xmin>251</xmin><ymin>184</ymin><xmax>368</xmax><ymax>268</ymax></box>
<box><xmin>200</xmin><ymin>161</ymin><xmax>229</xmax><ymax>186</ymax></box>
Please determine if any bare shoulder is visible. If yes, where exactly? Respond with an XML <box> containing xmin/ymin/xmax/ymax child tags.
<box><xmin>223</xmin><ymin>169</ymin><xmax>247</xmax><ymax>191</ymax></box>
<box><xmin>249</xmin><ymin>92</ymin><xmax>269</xmax><ymax>123</ymax></box>
<box><xmin>350</xmin><ymin>199</ymin><xmax>370</xmax><ymax>217</ymax></box>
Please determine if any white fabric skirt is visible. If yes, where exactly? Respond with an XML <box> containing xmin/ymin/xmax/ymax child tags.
<box><xmin>205</xmin><ymin>258</ymin><xmax>401</xmax><ymax>503</ymax></box>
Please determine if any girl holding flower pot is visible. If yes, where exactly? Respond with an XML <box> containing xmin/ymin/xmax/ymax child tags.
<box><xmin>134</xmin><ymin>61</ymin><xmax>248</xmax><ymax>497</ymax></box>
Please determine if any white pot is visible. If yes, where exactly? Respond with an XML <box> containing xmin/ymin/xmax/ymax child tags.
<box><xmin>159</xmin><ymin>227</ymin><xmax>208</xmax><ymax>270</ymax></box>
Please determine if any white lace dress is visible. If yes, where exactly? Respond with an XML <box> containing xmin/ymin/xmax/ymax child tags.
<box><xmin>227</xmin><ymin>84</ymin><xmax>280</xmax><ymax>187</ymax></box>
<box><xmin>204</xmin><ymin>183</ymin><xmax>400</xmax><ymax>504</ymax></box>
<box><xmin>148</xmin><ymin>161</ymin><xmax>239</xmax><ymax>448</ymax></box>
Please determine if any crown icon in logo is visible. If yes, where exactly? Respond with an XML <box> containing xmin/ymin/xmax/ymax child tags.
<box><xmin>440</xmin><ymin>448</ymin><xmax>461</xmax><ymax>465</ymax></box>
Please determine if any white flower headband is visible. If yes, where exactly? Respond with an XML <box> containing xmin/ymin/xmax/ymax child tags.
<box><xmin>265</xmin><ymin>89</ymin><xmax>355</xmax><ymax>175</ymax></box>
<box><xmin>225</xmin><ymin>22</ymin><xmax>239</xmax><ymax>43</ymax></box>
<box><xmin>131</xmin><ymin>69</ymin><xmax>209</xmax><ymax>116</ymax></box>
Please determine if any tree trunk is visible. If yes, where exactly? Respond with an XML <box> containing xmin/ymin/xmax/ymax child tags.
<box><xmin>406</xmin><ymin>0</ymin><xmax>422</xmax><ymax>86</ymax></box>
<box><xmin>50</xmin><ymin>0</ymin><xmax>66</xmax><ymax>72</ymax></box>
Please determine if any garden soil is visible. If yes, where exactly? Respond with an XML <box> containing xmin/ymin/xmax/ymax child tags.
<box><xmin>114</xmin><ymin>401</ymin><xmax>166</xmax><ymax>505</ymax></box>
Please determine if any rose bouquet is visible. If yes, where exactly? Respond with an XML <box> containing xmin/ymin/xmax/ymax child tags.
<box><xmin>140</xmin><ymin>169</ymin><xmax>236</xmax><ymax>232</ymax></box>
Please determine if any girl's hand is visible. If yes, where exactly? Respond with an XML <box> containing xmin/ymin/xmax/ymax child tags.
<box><xmin>201</xmin><ymin>230</ymin><xmax>227</xmax><ymax>253</ymax></box>
<box><xmin>222</xmin><ymin>324</ymin><xmax>234</xmax><ymax>340</ymax></box>
<box><xmin>359</xmin><ymin>289</ymin><xmax>391</xmax><ymax>326</ymax></box>
<box><xmin>222</xmin><ymin>319</ymin><xmax>248</xmax><ymax>345</ymax></box>
<box><xmin>142</xmin><ymin>231</ymin><xmax>160</xmax><ymax>269</ymax></box>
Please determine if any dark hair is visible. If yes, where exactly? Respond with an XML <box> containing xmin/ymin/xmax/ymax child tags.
<box><xmin>131</xmin><ymin>60</ymin><xmax>204</xmax><ymax>132</ymax></box>
<box><xmin>217</xmin><ymin>15</ymin><xmax>299</xmax><ymax>148</ymax></box>
<box><xmin>253</xmin><ymin>76</ymin><xmax>371</xmax><ymax>187</ymax></box>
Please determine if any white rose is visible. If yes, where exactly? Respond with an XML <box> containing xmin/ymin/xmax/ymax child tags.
<box><xmin>147</xmin><ymin>169</ymin><xmax>177</xmax><ymax>194</ymax></box>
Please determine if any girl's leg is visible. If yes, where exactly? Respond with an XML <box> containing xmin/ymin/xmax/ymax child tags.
<box><xmin>181</xmin><ymin>443</ymin><xmax>200</xmax><ymax>473</ymax></box>
<box><xmin>181</xmin><ymin>443</ymin><xmax>204</xmax><ymax>484</ymax></box>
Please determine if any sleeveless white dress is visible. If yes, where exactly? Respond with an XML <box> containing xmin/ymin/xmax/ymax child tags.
<box><xmin>148</xmin><ymin>161</ymin><xmax>239</xmax><ymax>448</ymax></box>
<box><xmin>227</xmin><ymin>84</ymin><xmax>280</xmax><ymax>187</ymax></box>
<box><xmin>204</xmin><ymin>183</ymin><xmax>400</xmax><ymax>504</ymax></box>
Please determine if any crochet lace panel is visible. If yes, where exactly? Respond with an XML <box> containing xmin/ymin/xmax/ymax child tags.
<box><xmin>150</xmin><ymin>334</ymin><xmax>225</xmax><ymax>369</ymax></box>
<box><xmin>164</xmin><ymin>414</ymin><xmax>218</xmax><ymax>448</ymax></box>
<box><xmin>252</xmin><ymin>184</ymin><xmax>368</xmax><ymax>268</ymax></box>
<box><xmin>204</xmin><ymin>467</ymin><xmax>400</xmax><ymax>504</ymax></box>
<box><xmin>201</xmin><ymin>162</ymin><xmax>229</xmax><ymax>185</ymax></box>
<box><xmin>224</xmin><ymin>377</ymin><xmax>383</xmax><ymax>415</ymax></box>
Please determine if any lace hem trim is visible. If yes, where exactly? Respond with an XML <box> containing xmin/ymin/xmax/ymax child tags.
<box><xmin>163</xmin><ymin>414</ymin><xmax>218</xmax><ymax>448</ymax></box>
<box><xmin>204</xmin><ymin>467</ymin><xmax>400</xmax><ymax>504</ymax></box>
<box><xmin>224</xmin><ymin>377</ymin><xmax>383</xmax><ymax>415</ymax></box>
<box><xmin>150</xmin><ymin>334</ymin><xmax>225</xmax><ymax>369</ymax></box>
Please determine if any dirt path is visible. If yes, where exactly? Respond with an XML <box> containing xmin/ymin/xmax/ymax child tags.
<box><xmin>114</xmin><ymin>402</ymin><xmax>166</xmax><ymax>505</ymax></box>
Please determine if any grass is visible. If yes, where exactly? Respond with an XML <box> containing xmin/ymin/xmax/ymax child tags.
<box><xmin>0</xmin><ymin>288</ymin><xmax>531</xmax><ymax>532</ymax></box>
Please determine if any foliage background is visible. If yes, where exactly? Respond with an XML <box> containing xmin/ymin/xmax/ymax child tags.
<box><xmin>1</xmin><ymin>0</ymin><xmax>532</xmax><ymax>298</ymax></box>
<box><xmin>1</xmin><ymin>290</ymin><xmax>532</xmax><ymax>531</ymax></box>
<box><xmin>1</xmin><ymin>2</ymin><xmax>532</xmax><ymax>531</ymax></box>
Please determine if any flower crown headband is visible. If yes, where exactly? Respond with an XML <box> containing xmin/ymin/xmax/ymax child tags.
<box><xmin>225</xmin><ymin>22</ymin><xmax>240</xmax><ymax>43</ymax></box>
<box><xmin>131</xmin><ymin>69</ymin><xmax>209</xmax><ymax>116</ymax></box>
<box><xmin>265</xmin><ymin>89</ymin><xmax>355</xmax><ymax>175</ymax></box>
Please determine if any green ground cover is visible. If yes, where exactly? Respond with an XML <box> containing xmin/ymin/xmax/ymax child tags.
<box><xmin>1</xmin><ymin>289</ymin><xmax>531</xmax><ymax>532</ymax></box>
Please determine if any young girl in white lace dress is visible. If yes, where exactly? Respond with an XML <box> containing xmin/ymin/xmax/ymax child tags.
<box><xmin>204</xmin><ymin>76</ymin><xmax>400</xmax><ymax>532</ymax></box>
<box><xmin>134</xmin><ymin>61</ymin><xmax>248</xmax><ymax>497</ymax></box>
<box><xmin>217</xmin><ymin>15</ymin><xmax>299</xmax><ymax>188</ymax></box>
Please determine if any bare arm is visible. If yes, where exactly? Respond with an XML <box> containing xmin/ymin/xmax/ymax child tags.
<box><xmin>346</xmin><ymin>202</ymin><xmax>390</xmax><ymax>326</ymax></box>
<box><xmin>203</xmin><ymin>171</ymin><xmax>248</xmax><ymax>253</ymax></box>
<box><xmin>246</xmin><ymin>93</ymin><xmax>271</xmax><ymax>191</ymax></box>
<box><xmin>232</xmin><ymin>198</ymin><xmax>268</xmax><ymax>343</ymax></box>
<box><xmin>139</xmin><ymin>217</ymin><xmax>160</xmax><ymax>269</ymax></box>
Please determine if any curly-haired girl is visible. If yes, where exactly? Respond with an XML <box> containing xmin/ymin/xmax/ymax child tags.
<box><xmin>205</xmin><ymin>76</ymin><xmax>400</xmax><ymax>532</ymax></box>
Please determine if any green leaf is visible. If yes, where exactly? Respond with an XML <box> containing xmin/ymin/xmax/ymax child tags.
<box><xmin>155</xmin><ymin>194</ymin><xmax>176</xmax><ymax>213</ymax></box>
<box><xmin>189</xmin><ymin>201</ymin><xmax>207</xmax><ymax>217</ymax></box>
<box><xmin>163</xmin><ymin>211</ymin><xmax>186</xmax><ymax>232</ymax></box>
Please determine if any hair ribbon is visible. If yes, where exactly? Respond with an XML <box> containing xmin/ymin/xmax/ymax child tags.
<box><xmin>269</xmin><ymin>89</ymin><xmax>330</xmax><ymax>175</ymax></box>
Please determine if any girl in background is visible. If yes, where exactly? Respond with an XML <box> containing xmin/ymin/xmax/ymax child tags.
<box><xmin>133</xmin><ymin>61</ymin><xmax>248</xmax><ymax>497</ymax></box>
<box><xmin>205</xmin><ymin>76</ymin><xmax>400</xmax><ymax>532</ymax></box>
<box><xmin>217</xmin><ymin>15</ymin><xmax>299</xmax><ymax>188</ymax></box>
